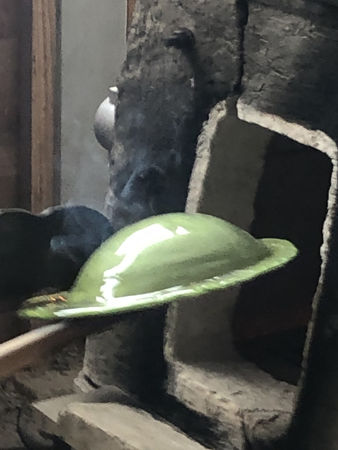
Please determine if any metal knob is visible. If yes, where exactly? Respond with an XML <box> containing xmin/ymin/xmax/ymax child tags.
<box><xmin>94</xmin><ymin>86</ymin><xmax>119</xmax><ymax>151</ymax></box>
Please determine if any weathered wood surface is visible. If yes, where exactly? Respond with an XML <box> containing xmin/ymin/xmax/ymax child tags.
<box><xmin>0</xmin><ymin>0</ymin><xmax>20</xmax><ymax>207</ymax></box>
<box><xmin>127</xmin><ymin>0</ymin><xmax>136</xmax><ymax>32</ymax></box>
<box><xmin>0</xmin><ymin>317</ymin><xmax>119</xmax><ymax>379</ymax></box>
<box><xmin>0</xmin><ymin>0</ymin><xmax>61</xmax><ymax>211</ymax></box>
<box><xmin>31</xmin><ymin>0</ymin><xmax>61</xmax><ymax>213</ymax></box>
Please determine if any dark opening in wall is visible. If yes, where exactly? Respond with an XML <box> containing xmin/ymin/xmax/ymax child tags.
<box><xmin>234</xmin><ymin>134</ymin><xmax>332</xmax><ymax>384</ymax></box>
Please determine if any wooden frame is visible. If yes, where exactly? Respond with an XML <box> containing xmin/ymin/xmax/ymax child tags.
<box><xmin>19</xmin><ymin>0</ymin><xmax>61</xmax><ymax>213</ymax></box>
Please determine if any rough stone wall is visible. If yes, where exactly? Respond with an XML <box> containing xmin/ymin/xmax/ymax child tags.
<box><xmin>106</xmin><ymin>0</ymin><xmax>244</xmax><ymax>230</ymax></box>
<box><xmin>81</xmin><ymin>1</ymin><xmax>338</xmax><ymax>448</ymax></box>
<box><xmin>83</xmin><ymin>0</ymin><xmax>245</xmax><ymax>393</ymax></box>
<box><xmin>241</xmin><ymin>0</ymin><xmax>338</xmax><ymax>141</ymax></box>
<box><xmin>237</xmin><ymin>3</ymin><xmax>338</xmax><ymax>448</ymax></box>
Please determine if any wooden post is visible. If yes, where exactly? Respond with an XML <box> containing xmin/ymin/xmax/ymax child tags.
<box><xmin>30</xmin><ymin>0</ymin><xmax>61</xmax><ymax>213</ymax></box>
<box><xmin>19</xmin><ymin>0</ymin><xmax>61</xmax><ymax>212</ymax></box>
<box><xmin>127</xmin><ymin>0</ymin><xmax>136</xmax><ymax>33</ymax></box>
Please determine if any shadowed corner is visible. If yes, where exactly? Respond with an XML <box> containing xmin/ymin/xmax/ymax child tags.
<box><xmin>0</xmin><ymin>205</ymin><xmax>114</xmax><ymax>313</ymax></box>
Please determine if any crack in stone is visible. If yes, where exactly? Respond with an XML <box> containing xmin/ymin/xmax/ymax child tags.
<box><xmin>235</xmin><ymin>0</ymin><xmax>249</xmax><ymax>94</ymax></box>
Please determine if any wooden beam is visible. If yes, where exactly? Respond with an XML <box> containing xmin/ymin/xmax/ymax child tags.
<box><xmin>0</xmin><ymin>0</ymin><xmax>21</xmax><ymax>207</ymax></box>
<box><xmin>127</xmin><ymin>0</ymin><xmax>136</xmax><ymax>33</ymax></box>
<box><xmin>30</xmin><ymin>0</ymin><xmax>61</xmax><ymax>213</ymax></box>
<box><xmin>0</xmin><ymin>322</ymin><xmax>84</xmax><ymax>378</ymax></box>
<box><xmin>18</xmin><ymin>0</ymin><xmax>32</xmax><ymax>209</ymax></box>
<box><xmin>0</xmin><ymin>317</ymin><xmax>117</xmax><ymax>378</ymax></box>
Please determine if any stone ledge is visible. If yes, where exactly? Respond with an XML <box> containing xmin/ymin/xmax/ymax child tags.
<box><xmin>33</xmin><ymin>394</ymin><xmax>208</xmax><ymax>450</ymax></box>
<box><xmin>33</xmin><ymin>393</ymin><xmax>83</xmax><ymax>428</ymax></box>
<box><xmin>167</xmin><ymin>360</ymin><xmax>295</xmax><ymax>450</ymax></box>
<box><xmin>59</xmin><ymin>402</ymin><xmax>208</xmax><ymax>450</ymax></box>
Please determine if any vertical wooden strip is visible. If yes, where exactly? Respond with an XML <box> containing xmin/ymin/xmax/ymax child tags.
<box><xmin>31</xmin><ymin>0</ymin><xmax>61</xmax><ymax>213</ymax></box>
<box><xmin>18</xmin><ymin>0</ymin><xmax>32</xmax><ymax>209</ymax></box>
<box><xmin>53</xmin><ymin>1</ymin><xmax>61</xmax><ymax>205</ymax></box>
<box><xmin>0</xmin><ymin>0</ymin><xmax>21</xmax><ymax>207</ymax></box>
<box><xmin>127</xmin><ymin>0</ymin><xmax>136</xmax><ymax>33</ymax></box>
<box><xmin>0</xmin><ymin>0</ymin><xmax>20</xmax><ymax>38</ymax></box>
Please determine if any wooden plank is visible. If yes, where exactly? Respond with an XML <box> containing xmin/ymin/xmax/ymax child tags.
<box><xmin>0</xmin><ymin>38</ymin><xmax>19</xmax><ymax>134</ymax></box>
<box><xmin>0</xmin><ymin>1</ymin><xmax>20</xmax><ymax>209</ymax></box>
<box><xmin>0</xmin><ymin>322</ymin><xmax>73</xmax><ymax>377</ymax></box>
<box><xmin>0</xmin><ymin>134</ymin><xmax>19</xmax><ymax>207</ymax></box>
<box><xmin>18</xmin><ymin>0</ymin><xmax>33</xmax><ymax>209</ymax></box>
<box><xmin>0</xmin><ymin>0</ymin><xmax>20</xmax><ymax>39</ymax></box>
<box><xmin>127</xmin><ymin>0</ymin><xmax>137</xmax><ymax>32</ymax></box>
<box><xmin>0</xmin><ymin>317</ymin><xmax>115</xmax><ymax>378</ymax></box>
<box><xmin>30</xmin><ymin>0</ymin><xmax>61</xmax><ymax>213</ymax></box>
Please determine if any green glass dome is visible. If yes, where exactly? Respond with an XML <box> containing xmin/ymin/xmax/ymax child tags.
<box><xmin>19</xmin><ymin>213</ymin><xmax>298</xmax><ymax>320</ymax></box>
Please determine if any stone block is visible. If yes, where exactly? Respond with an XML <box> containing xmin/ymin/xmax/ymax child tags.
<box><xmin>58</xmin><ymin>402</ymin><xmax>207</xmax><ymax>450</ymax></box>
<box><xmin>241</xmin><ymin>0</ymin><xmax>338</xmax><ymax>140</ymax></box>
